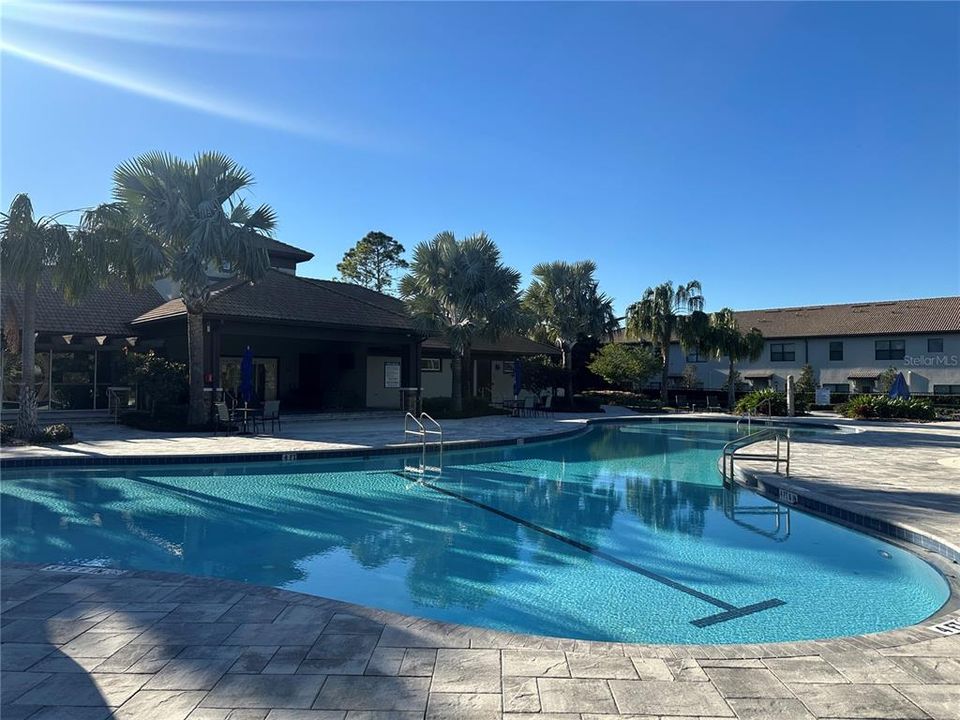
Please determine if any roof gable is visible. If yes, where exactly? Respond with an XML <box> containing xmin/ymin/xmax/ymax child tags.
<box><xmin>132</xmin><ymin>270</ymin><xmax>416</xmax><ymax>332</ymax></box>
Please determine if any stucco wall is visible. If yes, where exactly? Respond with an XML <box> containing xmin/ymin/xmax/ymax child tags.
<box><xmin>421</xmin><ymin>358</ymin><xmax>452</xmax><ymax>399</ymax></box>
<box><xmin>366</xmin><ymin>355</ymin><xmax>402</xmax><ymax>408</ymax></box>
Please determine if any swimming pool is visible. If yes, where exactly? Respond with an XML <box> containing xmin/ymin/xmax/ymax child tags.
<box><xmin>1</xmin><ymin>421</ymin><xmax>949</xmax><ymax>644</ymax></box>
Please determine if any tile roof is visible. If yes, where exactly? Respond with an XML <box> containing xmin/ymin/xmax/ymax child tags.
<box><xmin>423</xmin><ymin>334</ymin><xmax>561</xmax><ymax>356</ymax></box>
<box><xmin>732</xmin><ymin>296</ymin><xmax>960</xmax><ymax>338</ymax></box>
<box><xmin>0</xmin><ymin>269</ymin><xmax>165</xmax><ymax>337</ymax></box>
<box><xmin>263</xmin><ymin>237</ymin><xmax>314</xmax><ymax>262</ymax></box>
<box><xmin>131</xmin><ymin>270</ymin><xmax>417</xmax><ymax>332</ymax></box>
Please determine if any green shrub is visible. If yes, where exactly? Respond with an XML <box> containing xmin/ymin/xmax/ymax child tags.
<box><xmin>421</xmin><ymin>396</ymin><xmax>507</xmax><ymax>419</ymax></box>
<box><xmin>517</xmin><ymin>355</ymin><xmax>567</xmax><ymax>395</ymax></box>
<box><xmin>38</xmin><ymin>424</ymin><xmax>73</xmax><ymax>443</ymax></box>
<box><xmin>123</xmin><ymin>351</ymin><xmax>188</xmax><ymax>417</ymax></box>
<box><xmin>586</xmin><ymin>344</ymin><xmax>661</xmax><ymax>392</ymax></box>
<box><xmin>0</xmin><ymin>422</ymin><xmax>13</xmax><ymax>444</ymax></box>
<box><xmin>838</xmin><ymin>395</ymin><xmax>935</xmax><ymax>421</ymax></box>
<box><xmin>120</xmin><ymin>405</ymin><xmax>201</xmax><ymax>432</ymax></box>
<box><xmin>583</xmin><ymin>389</ymin><xmax>662</xmax><ymax>411</ymax></box>
<box><xmin>734</xmin><ymin>389</ymin><xmax>787</xmax><ymax>416</ymax></box>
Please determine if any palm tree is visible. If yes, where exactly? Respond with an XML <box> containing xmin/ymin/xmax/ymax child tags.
<box><xmin>522</xmin><ymin>260</ymin><xmax>616</xmax><ymax>400</ymax></box>
<box><xmin>702</xmin><ymin>308</ymin><xmax>765</xmax><ymax>409</ymax></box>
<box><xmin>0</xmin><ymin>194</ymin><xmax>106</xmax><ymax>439</ymax></box>
<box><xmin>625</xmin><ymin>280</ymin><xmax>705</xmax><ymax>404</ymax></box>
<box><xmin>399</xmin><ymin>232</ymin><xmax>522</xmax><ymax>413</ymax></box>
<box><xmin>106</xmin><ymin>151</ymin><xmax>277</xmax><ymax>425</ymax></box>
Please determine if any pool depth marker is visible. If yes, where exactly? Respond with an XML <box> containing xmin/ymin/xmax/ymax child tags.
<box><xmin>404</xmin><ymin>473</ymin><xmax>785</xmax><ymax>628</ymax></box>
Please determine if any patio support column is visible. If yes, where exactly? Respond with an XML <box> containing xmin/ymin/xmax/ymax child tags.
<box><xmin>204</xmin><ymin>320</ymin><xmax>222</xmax><ymax>414</ymax></box>
<box><xmin>400</xmin><ymin>338</ymin><xmax>422</xmax><ymax>412</ymax></box>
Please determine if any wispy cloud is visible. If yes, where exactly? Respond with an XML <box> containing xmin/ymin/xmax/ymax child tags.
<box><xmin>2</xmin><ymin>0</ymin><xmax>297</xmax><ymax>57</ymax></box>
<box><xmin>2</xmin><ymin>39</ymin><xmax>345</xmax><ymax>141</ymax></box>
<box><xmin>0</xmin><ymin>1</ymin><xmax>390</xmax><ymax>148</ymax></box>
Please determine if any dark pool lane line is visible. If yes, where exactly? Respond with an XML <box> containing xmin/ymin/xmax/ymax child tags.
<box><xmin>400</xmin><ymin>473</ymin><xmax>785</xmax><ymax>627</ymax></box>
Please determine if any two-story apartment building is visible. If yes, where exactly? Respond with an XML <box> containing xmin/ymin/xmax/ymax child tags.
<box><xmin>631</xmin><ymin>297</ymin><xmax>960</xmax><ymax>396</ymax></box>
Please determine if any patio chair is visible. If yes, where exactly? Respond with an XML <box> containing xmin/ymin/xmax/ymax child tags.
<box><xmin>213</xmin><ymin>402</ymin><xmax>237</xmax><ymax>435</ymax></box>
<box><xmin>260</xmin><ymin>400</ymin><xmax>281</xmax><ymax>433</ymax></box>
<box><xmin>522</xmin><ymin>396</ymin><xmax>537</xmax><ymax>417</ymax></box>
<box><xmin>536</xmin><ymin>394</ymin><xmax>553</xmax><ymax>417</ymax></box>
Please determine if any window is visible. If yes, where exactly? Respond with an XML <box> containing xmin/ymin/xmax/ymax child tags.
<box><xmin>502</xmin><ymin>361</ymin><xmax>515</xmax><ymax>375</ymax></box>
<box><xmin>928</xmin><ymin>338</ymin><xmax>944</xmax><ymax>353</ymax></box>
<box><xmin>823</xmin><ymin>383</ymin><xmax>850</xmax><ymax>394</ymax></box>
<box><xmin>934</xmin><ymin>385</ymin><xmax>960</xmax><ymax>395</ymax></box>
<box><xmin>685</xmin><ymin>347</ymin><xmax>707</xmax><ymax>363</ymax></box>
<box><xmin>770</xmin><ymin>343</ymin><xmax>795</xmax><ymax>362</ymax></box>
<box><xmin>875</xmin><ymin>339</ymin><xmax>905</xmax><ymax>360</ymax></box>
<box><xmin>384</xmin><ymin>361</ymin><xmax>401</xmax><ymax>388</ymax></box>
<box><xmin>829</xmin><ymin>341</ymin><xmax>843</xmax><ymax>361</ymax></box>
<box><xmin>854</xmin><ymin>378</ymin><xmax>876</xmax><ymax>393</ymax></box>
<box><xmin>421</xmin><ymin>358</ymin><xmax>441</xmax><ymax>373</ymax></box>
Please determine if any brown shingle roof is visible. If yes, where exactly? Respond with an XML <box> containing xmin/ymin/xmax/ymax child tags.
<box><xmin>131</xmin><ymin>270</ymin><xmax>416</xmax><ymax>332</ymax></box>
<box><xmin>0</xmin><ymin>269</ymin><xmax>165</xmax><ymax>337</ymax></box>
<box><xmin>423</xmin><ymin>334</ymin><xmax>561</xmax><ymax>356</ymax></box>
<box><xmin>732</xmin><ymin>296</ymin><xmax>960</xmax><ymax>338</ymax></box>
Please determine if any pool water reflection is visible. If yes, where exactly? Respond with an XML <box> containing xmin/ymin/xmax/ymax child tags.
<box><xmin>1</xmin><ymin>422</ymin><xmax>949</xmax><ymax>643</ymax></box>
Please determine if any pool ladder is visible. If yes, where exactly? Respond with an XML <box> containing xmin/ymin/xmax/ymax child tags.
<box><xmin>403</xmin><ymin>412</ymin><xmax>443</xmax><ymax>477</ymax></box>
<box><xmin>721</xmin><ymin>427</ymin><xmax>790</xmax><ymax>482</ymax></box>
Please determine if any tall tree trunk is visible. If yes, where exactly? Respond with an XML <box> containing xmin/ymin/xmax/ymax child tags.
<box><xmin>186</xmin><ymin>310</ymin><xmax>207</xmax><ymax>426</ymax></box>
<box><xmin>15</xmin><ymin>273</ymin><xmax>40</xmax><ymax>440</ymax></box>
<box><xmin>728</xmin><ymin>356</ymin><xmax>736</xmax><ymax>410</ymax></box>
<box><xmin>450</xmin><ymin>352</ymin><xmax>463</xmax><ymax>413</ymax></box>
<box><xmin>563</xmin><ymin>340</ymin><xmax>575</xmax><ymax>402</ymax></box>
<box><xmin>462</xmin><ymin>345</ymin><xmax>472</xmax><ymax>400</ymax></box>
<box><xmin>659</xmin><ymin>345</ymin><xmax>670</xmax><ymax>405</ymax></box>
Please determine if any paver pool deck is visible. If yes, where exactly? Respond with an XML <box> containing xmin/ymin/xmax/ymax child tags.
<box><xmin>2</xmin><ymin>412</ymin><xmax>959</xmax><ymax>719</ymax></box>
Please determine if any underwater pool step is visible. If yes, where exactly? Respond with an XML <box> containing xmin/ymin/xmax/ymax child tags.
<box><xmin>404</xmin><ymin>472</ymin><xmax>787</xmax><ymax>629</ymax></box>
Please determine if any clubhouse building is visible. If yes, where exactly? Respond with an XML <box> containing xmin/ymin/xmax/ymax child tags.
<box><xmin>0</xmin><ymin>239</ymin><xmax>556</xmax><ymax>413</ymax></box>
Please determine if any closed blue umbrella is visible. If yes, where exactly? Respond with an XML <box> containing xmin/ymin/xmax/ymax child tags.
<box><xmin>888</xmin><ymin>371</ymin><xmax>910</xmax><ymax>400</ymax></box>
<box><xmin>239</xmin><ymin>346</ymin><xmax>254</xmax><ymax>405</ymax></box>
<box><xmin>513</xmin><ymin>357</ymin><xmax>522</xmax><ymax>398</ymax></box>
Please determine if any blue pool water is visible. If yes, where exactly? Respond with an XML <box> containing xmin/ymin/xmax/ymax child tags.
<box><xmin>1</xmin><ymin>421</ymin><xmax>949</xmax><ymax>644</ymax></box>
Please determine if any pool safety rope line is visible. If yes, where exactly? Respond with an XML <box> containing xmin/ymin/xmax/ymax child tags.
<box><xmin>404</xmin><ymin>473</ymin><xmax>786</xmax><ymax>628</ymax></box>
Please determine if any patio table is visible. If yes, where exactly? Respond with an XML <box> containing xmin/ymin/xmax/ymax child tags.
<box><xmin>232</xmin><ymin>406</ymin><xmax>262</xmax><ymax>434</ymax></box>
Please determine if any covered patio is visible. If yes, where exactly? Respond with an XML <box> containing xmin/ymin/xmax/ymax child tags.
<box><xmin>131</xmin><ymin>270</ymin><xmax>422</xmax><ymax>412</ymax></box>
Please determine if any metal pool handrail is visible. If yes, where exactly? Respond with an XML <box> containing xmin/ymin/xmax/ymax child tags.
<box><xmin>721</xmin><ymin>427</ymin><xmax>790</xmax><ymax>481</ymax></box>
<box><xmin>403</xmin><ymin>412</ymin><xmax>444</xmax><ymax>476</ymax></box>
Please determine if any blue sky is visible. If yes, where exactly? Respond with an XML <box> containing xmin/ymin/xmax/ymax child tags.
<box><xmin>2</xmin><ymin>1</ymin><xmax>958</xmax><ymax>314</ymax></box>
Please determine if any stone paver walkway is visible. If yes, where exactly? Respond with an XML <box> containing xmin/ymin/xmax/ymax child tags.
<box><xmin>0</xmin><ymin>412</ymin><xmax>613</xmax><ymax>463</ymax></box>
<box><xmin>740</xmin><ymin>419</ymin><xmax>960</xmax><ymax>558</ymax></box>
<box><xmin>2</xmin><ymin>562</ymin><xmax>959</xmax><ymax>720</ymax></box>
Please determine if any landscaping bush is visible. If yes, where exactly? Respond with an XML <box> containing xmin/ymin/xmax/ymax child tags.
<box><xmin>586</xmin><ymin>344</ymin><xmax>661</xmax><ymax>392</ymax></box>
<box><xmin>734</xmin><ymin>389</ymin><xmax>788</xmax><ymax>416</ymax></box>
<box><xmin>38</xmin><ymin>423</ymin><xmax>73</xmax><ymax>443</ymax></box>
<box><xmin>837</xmin><ymin>395</ymin><xmax>935</xmax><ymax>421</ymax></box>
<box><xmin>583</xmin><ymin>390</ymin><xmax>663</xmax><ymax>412</ymax></box>
<box><xmin>551</xmin><ymin>393</ymin><xmax>604</xmax><ymax>413</ymax></box>
<box><xmin>0</xmin><ymin>422</ymin><xmax>13</xmax><ymax>444</ymax></box>
<box><xmin>421</xmin><ymin>396</ymin><xmax>508</xmax><ymax>419</ymax></box>
<box><xmin>517</xmin><ymin>355</ymin><xmax>567</xmax><ymax>395</ymax></box>
<box><xmin>119</xmin><ymin>404</ymin><xmax>216</xmax><ymax>432</ymax></box>
<box><xmin>123</xmin><ymin>351</ymin><xmax>188</xmax><ymax>417</ymax></box>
